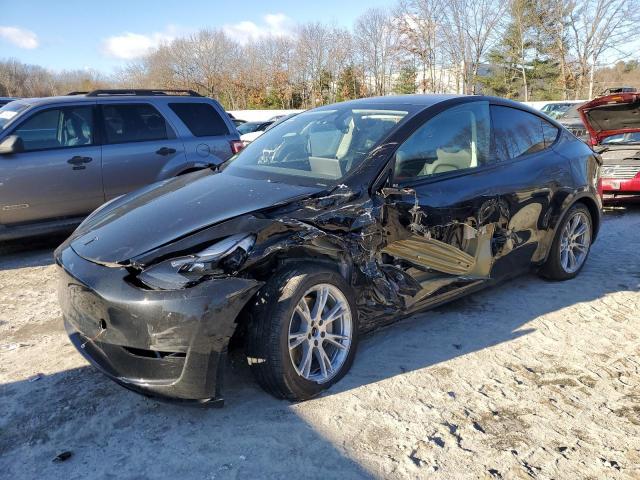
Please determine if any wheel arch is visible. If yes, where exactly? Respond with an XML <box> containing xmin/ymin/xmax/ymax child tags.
<box><xmin>574</xmin><ymin>195</ymin><xmax>601</xmax><ymax>241</ymax></box>
<box><xmin>539</xmin><ymin>193</ymin><xmax>601</xmax><ymax>265</ymax></box>
<box><xmin>229</xmin><ymin>255</ymin><xmax>353</xmax><ymax>351</ymax></box>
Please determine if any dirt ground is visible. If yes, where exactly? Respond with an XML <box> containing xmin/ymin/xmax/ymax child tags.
<box><xmin>1</xmin><ymin>206</ymin><xmax>639</xmax><ymax>480</ymax></box>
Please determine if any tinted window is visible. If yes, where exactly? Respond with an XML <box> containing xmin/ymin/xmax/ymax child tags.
<box><xmin>491</xmin><ymin>106</ymin><xmax>549</xmax><ymax>160</ymax></box>
<box><xmin>394</xmin><ymin>101</ymin><xmax>491</xmax><ymax>181</ymax></box>
<box><xmin>169</xmin><ymin>102</ymin><xmax>229</xmax><ymax>137</ymax></box>
<box><xmin>102</xmin><ymin>103</ymin><xmax>168</xmax><ymax>144</ymax></box>
<box><xmin>14</xmin><ymin>106</ymin><xmax>94</xmax><ymax>151</ymax></box>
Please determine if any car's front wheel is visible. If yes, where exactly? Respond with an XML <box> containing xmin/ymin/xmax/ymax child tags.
<box><xmin>246</xmin><ymin>265</ymin><xmax>358</xmax><ymax>401</ymax></box>
<box><xmin>540</xmin><ymin>203</ymin><xmax>593</xmax><ymax>280</ymax></box>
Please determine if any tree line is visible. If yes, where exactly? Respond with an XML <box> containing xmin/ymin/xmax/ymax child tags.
<box><xmin>1</xmin><ymin>0</ymin><xmax>639</xmax><ymax>108</ymax></box>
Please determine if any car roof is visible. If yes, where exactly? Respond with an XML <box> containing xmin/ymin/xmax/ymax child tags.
<box><xmin>313</xmin><ymin>94</ymin><xmax>546</xmax><ymax>113</ymax></box>
<box><xmin>14</xmin><ymin>94</ymin><xmax>217</xmax><ymax>108</ymax></box>
<box><xmin>321</xmin><ymin>94</ymin><xmax>463</xmax><ymax>109</ymax></box>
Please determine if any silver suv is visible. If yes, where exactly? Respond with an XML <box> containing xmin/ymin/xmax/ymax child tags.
<box><xmin>0</xmin><ymin>89</ymin><xmax>242</xmax><ymax>240</ymax></box>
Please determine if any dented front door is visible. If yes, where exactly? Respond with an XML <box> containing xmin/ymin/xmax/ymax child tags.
<box><xmin>381</xmin><ymin>174</ymin><xmax>506</xmax><ymax>309</ymax></box>
<box><xmin>377</xmin><ymin>100</ymin><xmax>542</xmax><ymax>311</ymax></box>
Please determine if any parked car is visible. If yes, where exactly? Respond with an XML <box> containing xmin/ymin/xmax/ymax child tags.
<box><xmin>0</xmin><ymin>97</ymin><xmax>19</xmax><ymax>108</ymax></box>
<box><xmin>240</xmin><ymin>112</ymin><xmax>301</xmax><ymax>146</ymax></box>
<box><xmin>540</xmin><ymin>100</ymin><xmax>585</xmax><ymax>120</ymax></box>
<box><xmin>56</xmin><ymin>94</ymin><xmax>602</xmax><ymax>405</ymax></box>
<box><xmin>599</xmin><ymin>86</ymin><xmax>637</xmax><ymax>96</ymax></box>
<box><xmin>226</xmin><ymin>111</ymin><xmax>247</xmax><ymax>127</ymax></box>
<box><xmin>0</xmin><ymin>89</ymin><xmax>242</xmax><ymax>240</ymax></box>
<box><xmin>237</xmin><ymin>120</ymin><xmax>273</xmax><ymax>135</ymax></box>
<box><xmin>579</xmin><ymin>92</ymin><xmax>640</xmax><ymax>198</ymax></box>
<box><xmin>557</xmin><ymin>102</ymin><xmax>588</xmax><ymax>141</ymax></box>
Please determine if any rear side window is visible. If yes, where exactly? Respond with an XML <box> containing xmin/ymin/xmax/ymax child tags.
<box><xmin>101</xmin><ymin>103</ymin><xmax>168</xmax><ymax>144</ymax></box>
<box><xmin>491</xmin><ymin>106</ymin><xmax>555</xmax><ymax>160</ymax></box>
<box><xmin>169</xmin><ymin>103</ymin><xmax>229</xmax><ymax>137</ymax></box>
<box><xmin>14</xmin><ymin>106</ymin><xmax>94</xmax><ymax>151</ymax></box>
<box><xmin>542</xmin><ymin>122</ymin><xmax>559</xmax><ymax>147</ymax></box>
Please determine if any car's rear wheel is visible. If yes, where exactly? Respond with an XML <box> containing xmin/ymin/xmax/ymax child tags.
<box><xmin>540</xmin><ymin>203</ymin><xmax>592</xmax><ymax>280</ymax></box>
<box><xmin>246</xmin><ymin>265</ymin><xmax>358</xmax><ymax>401</ymax></box>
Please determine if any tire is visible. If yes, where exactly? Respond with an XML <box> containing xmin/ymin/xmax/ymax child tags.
<box><xmin>246</xmin><ymin>264</ymin><xmax>359</xmax><ymax>401</ymax></box>
<box><xmin>539</xmin><ymin>203</ymin><xmax>593</xmax><ymax>280</ymax></box>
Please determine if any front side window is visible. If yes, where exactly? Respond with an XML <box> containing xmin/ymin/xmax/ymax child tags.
<box><xmin>223</xmin><ymin>106</ymin><xmax>409</xmax><ymax>185</ymax></box>
<box><xmin>13</xmin><ymin>106</ymin><xmax>94</xmax><ymax>151</ymax></box>
<box><xmin>491</xmin><ymin>106</ymin><xmax>549</xmax><ymax>160</ymax></box>
<box><xmin>394</xmin><ymin>101</ymin><xmax>491</xmax><ymax>181</ymax></box>
<box><xmin>102</xmin><ymin>103</ymin><xmax>168</xmax><ymax>144</ymax></box>
<box><xmin>169</xmin><ymin>102</ymin><xmax>229</xmax><ymax>137</ymax></box>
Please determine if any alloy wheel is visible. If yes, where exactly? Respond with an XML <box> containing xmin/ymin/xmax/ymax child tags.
<box><xmin>559</xmin><ymin>211</ymin><xmax>591</xmax><ymax>274</ymax></box>
<box><xmin>288</xmin><ymin>284</ymin><xmax>352</xmax><ymax>384</ymax></box>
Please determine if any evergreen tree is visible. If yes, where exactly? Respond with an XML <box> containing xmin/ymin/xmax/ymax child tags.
<box><xmin>395</xmin><ymin>64</ymin><xmax>417</xmax><ymax>94</ymax></box>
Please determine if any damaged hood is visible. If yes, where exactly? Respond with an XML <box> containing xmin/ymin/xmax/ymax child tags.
<box><xmin>71</xmin><ymin>170</ymin><xmax>324</xmax><ymax>264</ymax></box>
<box><xmin>579</xmin><ymin>93</ymin><xmax>640</xmax><ymax>143</ymax></box>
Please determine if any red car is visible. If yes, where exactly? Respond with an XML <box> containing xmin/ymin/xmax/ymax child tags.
<box><xmin>579</xmin><ymin>93</ymin><xmax>640</xmax><ymax>199</ymax></box>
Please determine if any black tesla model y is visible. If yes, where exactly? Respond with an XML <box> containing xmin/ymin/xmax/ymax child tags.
<box><xmin>56</xmin><ymin>95</ymin><xmax>602</xmax><ymax>405</ymax></box>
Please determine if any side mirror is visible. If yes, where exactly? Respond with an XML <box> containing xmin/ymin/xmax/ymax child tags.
<box><xmin>0</xmin><ymin>135</ymin><xmax>24</xmax><ymax>155</ymax></box>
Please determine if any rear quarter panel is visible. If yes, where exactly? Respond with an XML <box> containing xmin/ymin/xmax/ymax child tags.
<box><xmin>543</xmin><ymin>132</ymin><xmax>602</xmax><ymax>250</ymax></box>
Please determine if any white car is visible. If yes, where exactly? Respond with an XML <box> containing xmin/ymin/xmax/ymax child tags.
<box><xmin>524</xmin><ymin>100</ymin><xmax>587</xmax><ymax>119</ymax></box>
<box><xmin>240</xmin><ymin>130</ymin><xmax>265</xmax><ymax>145</ymax></box>
<box><xmin>240</xmin><ymin>113</ymin><xmax>301</xmax><ymax>146</ymax></box>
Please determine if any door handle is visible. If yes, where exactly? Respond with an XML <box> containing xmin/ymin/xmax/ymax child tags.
<box><xmin>67</xmin><ymin>156</ymin><xmax>93</xmax><ymax>170</ymax></box>
<box><xmin>156</xmin><ymin>147</ymin><xmax>176</xmax><ymax>156</ymax></box>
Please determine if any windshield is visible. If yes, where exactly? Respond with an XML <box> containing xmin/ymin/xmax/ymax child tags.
<box><xmin>0</xmin><ymin>101</ymin><xmax>30</xmax><ymax>129</ymax></box>
<box><xmin>223</xmin><ymin>106</ymin><xmax>409</xmax><ymax>186</ymax></box>
<box><xmin>238</xmin><ymin>122</ymin><xmax>270</xmax><ymax>135</ymax></box>
<box><xmin>601</xmin><ymin>132</ymin><xmax>640</xmax><ymax>145</ymax></box>
<box><xmin>541</xmin><ymin>103</ymin><xmax>574</xmax><ymax>119</ymax></box>
<box><xmin>558</xmin><ymin>104</ymin><xmax>585</xmax><ymax>121</ymax></box>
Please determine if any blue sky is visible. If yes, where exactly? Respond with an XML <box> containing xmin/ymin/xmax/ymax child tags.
<box><xmin>1</xmin><ymin>0</ymin><xmax>391</xmax><ymax>72</ymax></box>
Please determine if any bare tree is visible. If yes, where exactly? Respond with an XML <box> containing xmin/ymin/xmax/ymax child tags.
<box><xmin>510</xmin><ymin>0</ymin><xmax>533</xmax><ymax>101</ymax></box>
<box><xmin>354</xmin><ymin>8</ymin><xmax>399</xmax><ymax>96</ymax></box>
<box><xmin>442</xmin><ymin>0</ymin><xmax>505</xmax><ymax>93</ymax></box>
<box><xmin>541</xmin><ymin>0</ymin><xmax>575</xmax><ymax>99</ymax></box>
<box><xmin>395</xmin><ymin>0</ymin><xmax>445</xmax><ymax>93</ymax></box>
<box><xmin>567</xmin><ymin>0</ymin><xmax>640</xmax><ymax>98</ymax></box>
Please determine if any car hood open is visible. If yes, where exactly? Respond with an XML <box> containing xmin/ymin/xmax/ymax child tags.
<box><xmin>70</xmin><ymin>170</ymin><xmax>324</xmax><ymax>264</ymax></box>
<box><xmin>579</xmin><ymin>93</ymin><xmax>640</xmax><ymax>144</ymax></box>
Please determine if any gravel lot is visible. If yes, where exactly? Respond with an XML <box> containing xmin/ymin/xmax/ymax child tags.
<box><xmin>1</xmin><ymin>206</ymin><xmax>639</xmax><ymax>480</ymax></box>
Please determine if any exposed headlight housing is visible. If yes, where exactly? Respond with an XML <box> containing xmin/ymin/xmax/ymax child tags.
<box><xmin>138</xmin><ymin>233</ymin><xmax>256</xmax><ymax>290</ymax></box>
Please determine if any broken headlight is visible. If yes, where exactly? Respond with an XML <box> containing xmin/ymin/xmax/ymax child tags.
<box><xmin>138</xmin><ymin>233</ymin><xmax>256</xmax><ymax>290</ymax></box>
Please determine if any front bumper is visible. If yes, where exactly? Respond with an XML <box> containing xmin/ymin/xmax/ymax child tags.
<box><xmin>56</xmin><ymin>246</ymin><xmax>262</xmax><ymax>404</ymax></box>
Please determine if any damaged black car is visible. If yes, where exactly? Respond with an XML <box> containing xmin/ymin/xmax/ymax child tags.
<box><xmin>55</xmin><ymin>95</ymin><xmax>602</xmax><ymax>405</ymax></box>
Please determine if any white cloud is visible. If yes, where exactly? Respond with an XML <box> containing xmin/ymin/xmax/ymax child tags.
<box><xmin>101</xmin><ymin>27</ymin><xmax>178</xmax><ymax>60</ymax></box>
<box><xmin>223</xmin><ymin>13</ymin><xmax>294</xmax><ymax>44</ymax></box>
<box><xmin>0</xmin><ymin>26</ymin><xmax>39</xmax><ymax>49</ymax></box>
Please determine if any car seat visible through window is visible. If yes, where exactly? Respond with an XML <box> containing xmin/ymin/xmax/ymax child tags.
<box><xmin>62</xmin><ymin>112</ymin><xmax>91</xmax><ymax>146</ymax></box>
